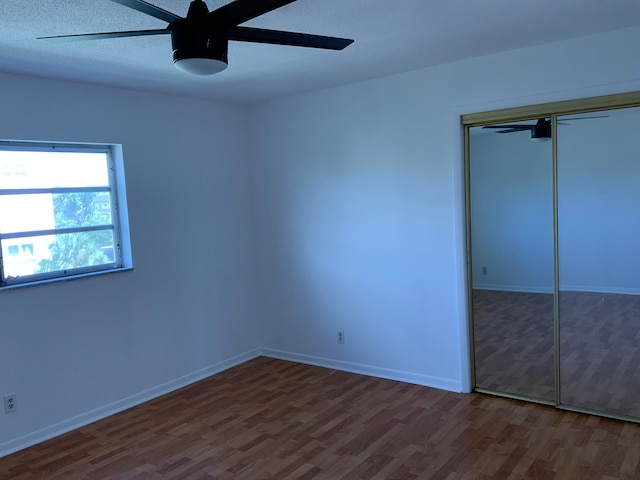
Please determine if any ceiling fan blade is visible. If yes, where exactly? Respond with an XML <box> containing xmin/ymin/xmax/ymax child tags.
<box><xmin>495</xmin><ymin>128</ymin><xmax>532</xmax><ymax>134</ymax></box>
<box><xmin>208</xmin><ymin>0</ymin><xmax>297</xmax><ymax>27</ymax></box>
<box><xmin>482</xmin><ymin>125</ymin><xmax>532</xmax><ymax>130</ymax></box>
<box><xmin>228</xmin><ymin>26</ymin><xmax>354</xmax><ymax>50</ymax></box>
<box><xmin>108</xmin><ymin>0</ymin><xmax>181</xmax><ymax>24</ymax></box>
<box><xmin>38</xmin><ymin>29</ymin><xmax>170</xmax><ymax>42</ymax></box>
<box><xmin>562</xmin><ymin>115</ymin><xmax>610</xmax><ymax>120</ymax></box>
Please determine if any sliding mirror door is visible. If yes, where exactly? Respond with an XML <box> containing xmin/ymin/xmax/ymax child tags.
<box><xmin>469</xmin><ymin>120</ymin><xmax>555</xmax><ymax>402</ymax></box>
<box><xmin>557</xmin><ymin>107</ymin><xmax>640</xmax><ymax>418</ymax></box>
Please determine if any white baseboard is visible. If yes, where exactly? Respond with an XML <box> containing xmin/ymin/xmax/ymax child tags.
<box><xmin>262</xmin><ymin>348</ymin><xmax>463</xmax><ymax>393</ymax></box>
<box><xmin>473</xmin><ymin>283</ymin><xmax>553</xmax><ymax>293</ymax></box>
<box><xmin>0</xmin><ymin>348</ymin><xmax>262</xmax><ymax>459</ymax></box>
<box><xmin>473</xmin><ymin>284</ymin><xmax>640</xmax><ymax>295</ymax></box>
<box><xmin>558</xmin><ymin>285</ymin><xmax>640</xmax><ymax>295</ymax></box>
<box><xmin>2</xmin><ymin>347</ymin><xmax>464</xmax><ymax>458</ymax></box>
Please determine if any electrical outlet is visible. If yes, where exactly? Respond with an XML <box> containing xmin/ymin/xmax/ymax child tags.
<box><xmin>337</xmin><ymin>330</ymin><xmax>345</xmax><ymax>344</ymax></box>
<box><xmin>4</xmin><ymin>394</ymin><xmax>16</xmax><ymax>414</ymax></box>
<box><xmin>482</xmin><ymin>266</ymin><xmax>487</xmax><ymax>275</ymax></box>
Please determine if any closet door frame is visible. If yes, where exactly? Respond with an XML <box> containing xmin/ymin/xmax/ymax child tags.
<box><xmin>463</xmin><ymin>91</ymin><xmax>640</xmax><ymax>422</ymax></box>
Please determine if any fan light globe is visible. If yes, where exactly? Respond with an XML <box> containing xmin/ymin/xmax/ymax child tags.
<box><xmin>531</xmin><ymin>136</ymin><xmax>551</xmax><ymax>143</ymax></box>
<box><xmin>174</xmin><ymin>58</ymin><xmax>227</xmax><ymax>75</ymax></box>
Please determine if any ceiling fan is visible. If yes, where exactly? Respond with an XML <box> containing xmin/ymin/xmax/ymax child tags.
<box><xmin>38</xmin><ymin>0</ymin><xmax>354</xmax><ymax>76</ymax></box>
<box><xmin>482</xmin><ymin>116</ymin><xmax>608</xmax><ymax>142</ymax></box>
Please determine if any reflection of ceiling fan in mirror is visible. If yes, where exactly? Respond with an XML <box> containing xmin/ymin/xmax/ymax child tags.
<box><xmin>482</xmin><ymin>116</ymin><xmax>608</xmax><ymax>142</ymax></box>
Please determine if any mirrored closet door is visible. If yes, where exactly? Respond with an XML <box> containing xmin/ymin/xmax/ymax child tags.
<box><xmin>465</xmin><ymin>93</ymin><xmax>640</xmax><ymax>421</ymax></box>
<box><xmin>468</xmin><ymin>119</ymin><xmax>555</xmax><ymax>403</ymax></box>
<box><xmin>557</xmin><ymin>106</ymin><xmax>640</xmax><ymax>418</ymax></box>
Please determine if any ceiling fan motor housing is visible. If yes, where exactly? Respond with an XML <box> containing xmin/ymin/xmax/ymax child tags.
<box><xmin>171</xmin><ymin>20</ymin><xmax>228</xmax><ymax>74</ymax></box>
<box><xmin>532</xmin><ymin>121</ymin><xmax>552</xmax><ymax>140</ymax></box>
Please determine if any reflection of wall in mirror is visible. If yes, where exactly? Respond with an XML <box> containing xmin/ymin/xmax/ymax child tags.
<box><xmin>469</xmin><ymin>108</ymin><xmax>640</xmax><ymax>295</ymax></box>
<box><xmin>470</xmin><ymin>127</ymin><xmax>554</xmax><ymax>293</ymax></box>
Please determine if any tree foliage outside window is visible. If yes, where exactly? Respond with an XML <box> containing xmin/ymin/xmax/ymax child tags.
<box><xmin>36</xmin><ymin>192</ymin><xmax>113</xmax><ymax>273</ymax></box>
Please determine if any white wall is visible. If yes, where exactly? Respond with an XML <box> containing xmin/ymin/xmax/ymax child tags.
<box><xmin>248</xmin><ymin>72</ymin><xmax>464</xmax><ymax>390</ymax></box>
<box><xmin>0</xmin><ymin>73</ymin><xmax>259</xmax><ymax>455</ymax></box>
<box><xmin>248</xmin><ymin>26</ymin><xmax>640</xmax><ymax>393</ymax></box>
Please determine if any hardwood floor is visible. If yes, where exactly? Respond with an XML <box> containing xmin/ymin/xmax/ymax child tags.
<box><xmin>3</xmin><ymin>357</ymin><xmax>640</xmax><ymax>479</ymax></box>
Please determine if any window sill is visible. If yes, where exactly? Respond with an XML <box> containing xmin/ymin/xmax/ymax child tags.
<box><xmin>0</xmin><ymin>267</ymin><xmax>134</xmax><ymax>292</ymax></box>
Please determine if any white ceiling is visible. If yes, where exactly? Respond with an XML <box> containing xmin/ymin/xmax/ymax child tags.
<box><xmin>2</xmin><ymin>0</ymin><xmax>640</xmax><ymax>104</ymax></box>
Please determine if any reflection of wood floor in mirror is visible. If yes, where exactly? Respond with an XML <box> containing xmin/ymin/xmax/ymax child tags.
<box><xmin>473</xmin><ymin>289</ymin><xmax>640</xmax><ymax>419</ymax></box>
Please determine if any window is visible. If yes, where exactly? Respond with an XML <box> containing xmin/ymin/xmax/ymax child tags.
<box><xmin>0</xmin><ymin>142</ymin><xmax>130</xmax><ymax>287</ymax></box>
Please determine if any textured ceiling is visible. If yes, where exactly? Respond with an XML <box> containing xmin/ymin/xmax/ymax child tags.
<box><xmin>2</xmin><ymin>0</ymin><xmax>640</xmax><ymax>104</ymax></box>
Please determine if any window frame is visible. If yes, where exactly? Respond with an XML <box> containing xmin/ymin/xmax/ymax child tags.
<box><xmin>0</xmin><ymin>141</ymin><xmax>127</xmax><ymax>288</ymax></box>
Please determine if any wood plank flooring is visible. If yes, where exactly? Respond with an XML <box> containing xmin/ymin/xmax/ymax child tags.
<box><xmin>3</xmin><ymin>357</ymin><xmax>640</xmax><ymax>479</ymax></box>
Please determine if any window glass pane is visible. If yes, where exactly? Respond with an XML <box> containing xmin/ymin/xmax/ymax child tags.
<box><xmin>0</xmin><ymin>141</ymin><xmax>127</xmax><ymax>287</ymax></box>
<box><xmin>0</xmin><ymin>150</ymin><xmax>109</xmax><ymax>189</ymax></box>
<box><xmin>0</xmin><ymin>192</ymin><xmax>112</xmax><ymax>234</ymax></box>
<box><xmin>2</xmin><ymin>230</ymin><xmax>115</xmax><ymax>280</ymax></box>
